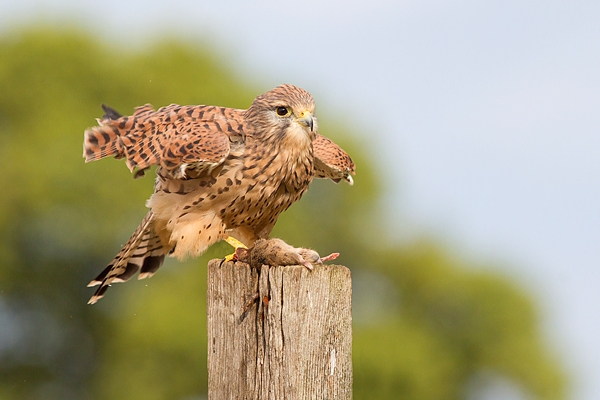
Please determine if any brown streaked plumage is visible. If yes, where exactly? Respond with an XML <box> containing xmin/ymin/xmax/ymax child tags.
<box><xmin>83</xmin><ymin>84</ymin><xmax>355</xmax><ymax>304</ymax></box>
<box><xmin>313</xmin><ymin>134</ymin><xmax>355</xmax><ymax>185</ymax></box>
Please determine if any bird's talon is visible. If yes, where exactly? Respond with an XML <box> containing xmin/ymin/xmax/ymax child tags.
<box><xmin>222</xmin><ymin>253</ymin><xmax>236</xmax><ymax>263</ymax></box>
<box><xmin>221</xmin><ymin>236</ymin><xmax>248</xmax><ymax>264</ymax></box>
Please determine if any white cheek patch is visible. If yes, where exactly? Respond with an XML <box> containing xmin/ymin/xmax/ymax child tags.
<box><xmin>267</xmin><ymin>111</ymin><xmax>312</xmax><ymax>146</ymax></box>
<box><xmin>287</xmin><ymin>122</ymin><xmax>311</xmax><ymax>145</ymax></box>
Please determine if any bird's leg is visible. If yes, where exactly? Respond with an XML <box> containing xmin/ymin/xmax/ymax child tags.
<box><xmin>221</xmin><ymin>236</ymin><xmax>248</xmax><ymax>263</ymax></box>
<box><xmin>225</xmin><ymin>236</ymin><xmax>247</xmax><ymax>250</ymax></box>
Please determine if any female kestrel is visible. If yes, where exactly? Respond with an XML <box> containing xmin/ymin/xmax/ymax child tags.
<box><xmin>83</xmin><ymin>84</ymin><xmax>355</xmax><ymax>304</ymax></box>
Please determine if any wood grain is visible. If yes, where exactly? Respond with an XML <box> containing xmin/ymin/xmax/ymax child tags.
<box><xmin>207</xmin><ymin>260</ymin><xmax>352</xmax><ymax>399</ymax></box>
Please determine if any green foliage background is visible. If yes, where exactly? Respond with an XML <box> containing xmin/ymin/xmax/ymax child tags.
<box><xmin>0</xmin><ymin>28</ymin><xmax>566</xmax><ymax>399</ymax></box>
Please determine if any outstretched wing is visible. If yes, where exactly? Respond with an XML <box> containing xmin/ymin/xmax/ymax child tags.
<box><xmin>84</xmin><ymin>103</ymin><xmax>245</xmax><ymax>179</ymax></box>
<box><xmin>313</xmin><ymin>134</ymin><xmax>355</xmax><ymax>185</ymax></box>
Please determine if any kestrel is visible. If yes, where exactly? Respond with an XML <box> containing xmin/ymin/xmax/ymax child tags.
<box><xmin>83</xmin><ymin>84</ymin><xmax>355</xmax><ymax>304</ymax></box>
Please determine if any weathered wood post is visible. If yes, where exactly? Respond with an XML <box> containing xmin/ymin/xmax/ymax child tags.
<box><xmin>207</xmin><ymin>260</ymin><xmax>353</xmax><ymax>399</ymax></box>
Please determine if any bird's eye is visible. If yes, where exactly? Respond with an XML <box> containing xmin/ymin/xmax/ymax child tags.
<box><xmin>276</xmin><ymin>106</ymin><xmax>290</xmax><ymax>116</ymax></box>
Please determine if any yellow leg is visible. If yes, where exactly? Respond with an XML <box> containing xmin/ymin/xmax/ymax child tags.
<box><xmin>225</xmin><ymin>236</ymin><xmax>248</xmax><ymax>250</ymax></box>
<box><xmin>222</xmin><ymin>236</ymin><xmax>248</xmax><ymax>262</ymax></box>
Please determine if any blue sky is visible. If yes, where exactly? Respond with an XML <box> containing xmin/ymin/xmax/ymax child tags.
<box><xmin>2</xmin><ymin>1</ymin><xmax>599</xmax><ymax>398</ymax></box>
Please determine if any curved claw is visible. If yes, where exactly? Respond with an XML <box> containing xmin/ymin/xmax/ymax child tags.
<box><xmin>220</xmin><ymin>236</ymin><xmax>248</xmax><ymax>265</ymax></box>
<box><xmin>222</xmin><ymin>253</ymin><xmax>237</xmax><ymax>263</ymax></box>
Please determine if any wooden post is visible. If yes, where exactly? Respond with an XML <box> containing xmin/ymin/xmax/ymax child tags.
<box><xmin>207</xmin><ymin>260</ymin><xmax>353</xmax><ymax>399</ymax></box>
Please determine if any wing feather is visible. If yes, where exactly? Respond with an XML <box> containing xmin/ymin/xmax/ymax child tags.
<box><xmin>313</xmin><ymin>134</ymin><xmax>355</xmax><ymax>185</ymax></box>
<box><xmin>84</xmin><ymin>103</ymin><xmax>244</xmax><ymax>179</ymax></box>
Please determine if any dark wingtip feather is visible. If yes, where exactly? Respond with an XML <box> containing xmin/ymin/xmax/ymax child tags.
<box><xmin>101</xmin><ymin>104</ymin><xmax>123</xmax><ymax>120</ymax></box>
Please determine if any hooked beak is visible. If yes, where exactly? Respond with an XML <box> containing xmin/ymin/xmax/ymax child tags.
<box><xmin>296</xmin><ymin>111</ymin><xmax>314</xmax><ymax>132</ymax></box>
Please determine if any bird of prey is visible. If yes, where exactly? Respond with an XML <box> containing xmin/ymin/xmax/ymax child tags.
<box><xmin>83</xmin><ymin>84</ymin><xmax>355</xmax><ymax>304</ymax></box>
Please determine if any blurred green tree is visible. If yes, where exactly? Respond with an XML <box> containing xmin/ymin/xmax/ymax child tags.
<box><xmin>0</xmin><ymin>28</ymin><xmax>566</xmax><ymax>400</ymax></box>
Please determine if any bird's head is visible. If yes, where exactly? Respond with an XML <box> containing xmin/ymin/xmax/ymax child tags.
<box><xmin>246</xmin><ymin>84</ymin><xmax>317</xmax><ymax>143</ymax></box>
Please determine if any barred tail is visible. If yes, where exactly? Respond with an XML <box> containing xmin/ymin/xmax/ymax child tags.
<box><xmin>87</xmin><ymin>212</ymin><xmax>170</xmax><ymax>304</ymax></box>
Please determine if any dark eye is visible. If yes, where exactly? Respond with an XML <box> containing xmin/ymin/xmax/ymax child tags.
<box><xmin>276</xmin><ymin>106</ymin><xmax>289</xmax><ymax>116</ymax></box>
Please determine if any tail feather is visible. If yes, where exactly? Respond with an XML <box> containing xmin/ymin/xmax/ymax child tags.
<box><xmin>133</xmin><ymin>225</ymin><xmax>167</xmax><ymax>280</ymax></box>
<box><xmin>87</xmin><ymin>212</ymin><xmax>170</xmax><ymax>304</ymax></box>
